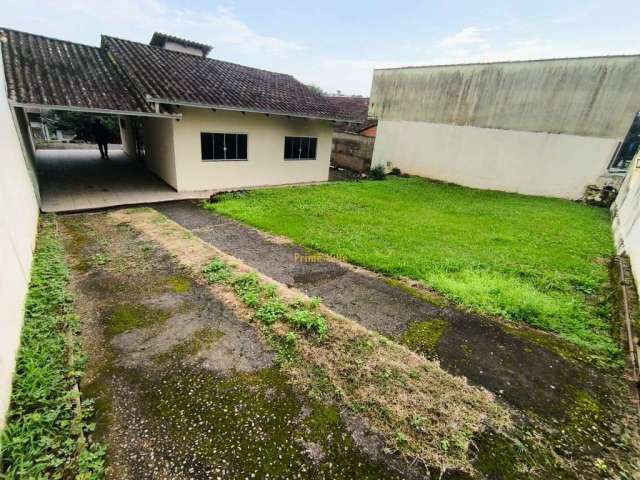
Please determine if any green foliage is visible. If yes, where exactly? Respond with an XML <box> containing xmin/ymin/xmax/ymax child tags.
<box><xmin>369</xmin><ymin>164</ymin><xmax>387</xmax><ymax>180</ymax></box>
<box><xmin>255</xmin><ymin>300</ymin><xmax>287</xmax><ymax>325</ymax></box>
<box><xmin>203</xmin><ymin>257</ymin><xmax>329</xmax><ymax>337</ymax></box>
<box><xmin>206</xmin><ymin>176</ymin><xmax>618</xmax><ymax>364</ymax></box>
<box><xmin>203</xmin><ymin>258</ymin><xmax>232</xmax><ymax>283</ymax></box>
<box><xmin>0</xmin><ymin>215</ymin><xmax>105</xmax><ymax>479</ymax></box>
<box><xmin>42</xmin><ymin>111</ymin><xmax>120</xmax><ymax>143</ymax></box>
<box><xmin>285</xmin><ymin>309</ymin><xmax>328</xmax><ymax>335</ymax></box>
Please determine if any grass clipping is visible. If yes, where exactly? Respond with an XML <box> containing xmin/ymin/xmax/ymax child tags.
<box><xmin>113</xmin><ymin>207</ymin><xmax>510</xmax><ymax>475</ymax></box>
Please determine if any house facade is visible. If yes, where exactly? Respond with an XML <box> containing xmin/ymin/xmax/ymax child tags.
<box><xmin>1</xmin><ymin>29</ymin><xmax>354</xmax><ymax>194</ymax></box>
<box><xmin>125</xmin><ymin>107</ymin><xmax>333</xmax><ymax>191</ymax></box>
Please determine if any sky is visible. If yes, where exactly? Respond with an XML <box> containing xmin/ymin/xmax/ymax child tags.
<box><xmin>2</xmin><ymin>0</ymin><xmax>638</xmax><ymax>96</ymax></box>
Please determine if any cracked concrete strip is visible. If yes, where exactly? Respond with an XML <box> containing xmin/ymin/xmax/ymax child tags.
<box><xmin>62</xmin><ymin>212</ymin><xmax>406</xmax><ymax>479</ymax></box>
<box><xmin>111</xmin><ymin>207</ymin><xmax>511</xmax><ymax>477</ymax></box>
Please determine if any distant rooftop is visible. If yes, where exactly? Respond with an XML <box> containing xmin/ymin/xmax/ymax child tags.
<box><xmin>149</xmin><ymin>32</ymin><xmax>212</xmax><ymax>56</ymax></box>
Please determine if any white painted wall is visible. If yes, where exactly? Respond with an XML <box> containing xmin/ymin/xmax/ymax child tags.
<box><xmin>372</xmin><ymin>120</ymin><xmax>619</xmax><ymax>199</ymax></box>
<box><xmin>171</xmin><ymin>107</ymin><xmax>333</xmax><ymax>191</ymax></box>
<box><xmin>119</xmin><ymin>116</ymin><xmax>136</xmax><ymax>158</ymax></box>
<box><xmin>0</xmin><ymin>53</ymin><xmax>40</xmax><ymax>428</ymax></box>
<box><xmin>142</xmin><ymin>116</ymin><xmax>178</xmax><ymax>189</ymax></box>
<box><xmin>612</xmin><ymin>150</ymin><xmax>640</xmax><ymax>289</ymax></box>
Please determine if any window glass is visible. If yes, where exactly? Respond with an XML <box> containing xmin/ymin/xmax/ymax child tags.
<box><xmin>226</xmin><ymin>133</ymin><xmax>237</xmax><ymax>159</ymax></box>
<box><xmin>284</xmin><ymin>136</ymin><xmax>317</xmax><ymax>160</ymax></box>
<box><xmin>237</xmin><ymin>134</ymin><xmax>248</xmax><ymax>160</ymax></box>
<box><xmin>300</xmin><ymin>137</ymin><xmax>309</xmax><ymax>159</ymax></box>
<box><xmin>292</xmin><ymin>137</ymin><xmax>301</xmax><ymax>159</ymax></box>
<box><xmin>202</xmin><ymin>132</ymin><xmax>248</xmax><ymax>161</ymax></box>
<box><xmin>284</xmin><ymin>136</ymin><xmax>293</xmax><ymax>159</ymax></box>
<box><xmin>308</xmin><ymin>138</ymin><xmax>317</xmax><ymax>159</ymax></box>
<box><xmin>213</xmin><ymin>133</ymin><xmax>225</xmax><ymax>160</ymax></box>
<box><xmin>201</xmin><ymin>132</ymin><xmax>213</xmax><ymax>160</ymax></box>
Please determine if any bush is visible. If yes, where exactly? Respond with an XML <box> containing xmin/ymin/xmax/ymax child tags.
<box><xmin>369</xmin><ymin>164</ymin><xmax>386</xmax><ymax>180</ymax></box>
<box><xmin>255</xmin><ymin>300</ymin><xmax>287</xmax><ymax>325</ymax></box>
<box><xmin>286</xmin><ymin>309</ymin><xmax>328</xmax><ymax>335</ymax></box>
<box><xmin>203</xmin><ymin>258</ymin><xmax>232</xmax><ymax>283</ymax></box>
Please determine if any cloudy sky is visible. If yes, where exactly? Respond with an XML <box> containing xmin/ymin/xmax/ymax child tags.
<box><xmin>3</xmin><ymin>0</ymin><xmax>637</xmax><ymax>95</ymax></box>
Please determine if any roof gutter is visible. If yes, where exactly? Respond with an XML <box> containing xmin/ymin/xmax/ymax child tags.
<box><xmin>8</xmin><ymin>100</ymin><xmax>182</xmax><ymax>119</ymax></box>
<box><xmin>145</xmin><ymin>96</ymin><xmax>356</xmax><ymax>123</ymax></box>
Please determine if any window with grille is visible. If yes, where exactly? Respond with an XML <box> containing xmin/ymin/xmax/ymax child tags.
<box><xmin>284</xmin><ymin>136</ymin><xmax>317</xmax><ymax>160</ymax></box>
<box><xmin>201</xmin><ymin>132</ymin><xmax>248</xmax><ymax>161</ymax></box>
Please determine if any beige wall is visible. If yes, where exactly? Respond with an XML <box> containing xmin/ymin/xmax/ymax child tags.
<box><xmin>119</xmin><ymin>116</ymin><xmax>137</xmax><ymax>157</ymax></box>
<box><xmin>370</xmin><ymin>56</ymin><xmax>640</xmax><ymax>139</ymax></box>
<box><xmin>0</xmin><ymin>54</ymin><xmax>40</xmax><ymax>428</ymax></box>
<box><xmin>171</xmin><ymin>108</ymin><xmax>333</xmax><ymax>191</ymax></box>
<box><xmin>142</xmin><ymin>116</ymin><xmax>178</xmax><ymax>189</ymax></box>
<box><xmin>612</xmin><ymin>150</ymin><xmax>640</xmax><ymax>290</ymax></box>
<box><xmin>373</xmin><ymin>120</ymin><xmax>619</xmax><ymax>199</ymax></box>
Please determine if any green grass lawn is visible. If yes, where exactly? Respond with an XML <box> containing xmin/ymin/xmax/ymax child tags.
<box><xmin>206</xmin><ymin>177</ymin><xmax>617</xmax><ymax>363</ymax></box>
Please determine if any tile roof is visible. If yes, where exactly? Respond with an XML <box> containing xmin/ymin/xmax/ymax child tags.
<box><xmin>325</xmin><ymin>96</ymin><xmax>377</xmax><ymax>133</ymax></box>
<box><xmin>102</xmin><ymin>35</ymin><xmax>355</xmax><ymax>121</ymax></box>
<box><xmin>0</xmin><ymin>28</ymin><xmax>161</xmax><ymax>115</ymax></box>
<box><xmin>0</xmin><ymin>27</ymin><xmax>356</xmax><ymax>121</ymax></box>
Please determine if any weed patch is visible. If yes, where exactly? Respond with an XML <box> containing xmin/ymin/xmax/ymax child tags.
<box><xmin>0</xmin><ymin>215</ymin><xmax>105</xmax><ymax>479</ymax></box>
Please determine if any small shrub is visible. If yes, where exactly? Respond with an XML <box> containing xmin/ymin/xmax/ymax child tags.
<box><xmin>255</xmin><ymin>299</ymin><xmax>286</xmax><ymax>325</ymax></box>
<box><xmin>203</xmin><ymin>258</ymin><xmax>231</xmax><ymax>283</ymax></box>
<box><xmin>286</xmin><ymin>309</ymin><xmax>328</xmax><ymax>335</ymax></box>
<box><xmin>390</xmin><ymin>167</ymin><xmax>402</xmax><ymax>176</ymax></box>
<box><xmin>369</xmin><ymin>164</ymin><xmax>386</xmax><ymax>180</ymax></box>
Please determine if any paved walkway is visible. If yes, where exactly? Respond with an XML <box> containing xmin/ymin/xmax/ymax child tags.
<box><xmin>154</xmin><ymin>200</ymin><xmax>616</xmax><ymax>419</ymax></box>
<box><xmin>36</xmin><ymin>149</ymin><xmax>211</xmax><ymax>212</ymax></box>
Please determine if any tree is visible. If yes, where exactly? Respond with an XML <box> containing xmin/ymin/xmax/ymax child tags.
<box><xmin>306</xmin><ymin>83</ymin><xmax>327</xmax><ymax>96</ymax></box>
<box><xmin>42</xmin><ymin>110</ymin><xmax>120</xmax><ymax>142</ymax></box>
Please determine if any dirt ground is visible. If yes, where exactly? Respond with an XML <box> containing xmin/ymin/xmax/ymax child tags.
<box><xmin>59</xmin><ymin>213</ymin><xmax>407</xmax><ymax>479</ymax></box>
<box><xmin>154</xmin><ymin>200</ymin><xmax>640</xmax><ymax>479</ymax></box>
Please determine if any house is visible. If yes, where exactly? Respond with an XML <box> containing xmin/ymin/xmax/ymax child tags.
<box><xmin>326</xmin><ymin>95</ymin><xmax>377</xmax><ymax>173</ymax></box>
<box><xmin>369</xmin><ymin>56</ymin><xmax>640</xmax><ymax>199</ymax></box>
<box><xmin>0</xmin><ymin>29</ymin><xmax>357</xmax><ymax>194</ymax></box>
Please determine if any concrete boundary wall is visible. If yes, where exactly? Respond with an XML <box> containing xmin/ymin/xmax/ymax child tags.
<box><xmin>0</xmin><ymin>48</ymin><xmax>40</xmax><ymax>428</ymax></box>
<box><xmin>331</xmin><ymin>132</ymin><xmax>374</xmax><ymax>173</ymax></box>
<box><xmin>612</xmin><ymin>150</ymin><xmax>640</xmax><ymax>290</ymax></box>
<box><xmin>372</xmin><ymin>120</ymin><xmax>618</xmax><ymax>199</ymax></box>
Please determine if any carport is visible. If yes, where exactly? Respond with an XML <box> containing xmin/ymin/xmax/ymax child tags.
<box><xmin>34</xmin><ymin>146</ymin><xmax>208</xmax><ymax>212</ymax></box>
<box><xmin>1</xmin><ymin>28</ymin><xmax>210</xmax><ymax>212</ymax></box>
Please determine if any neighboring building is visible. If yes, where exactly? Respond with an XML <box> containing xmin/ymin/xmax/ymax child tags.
<box><xmin>327</xmin><ymin>95</ymin><xmax>377</xmax><ymax>172</ymax></box>
<box><xmin>369</xmin><ymin>56</ymin><xmax>640</xmax><ymax>199</ymax></box>
<box><xmin>1</xmin><ymin>29</ymin><xmax>356</xmax><ymax>192</ymax></box>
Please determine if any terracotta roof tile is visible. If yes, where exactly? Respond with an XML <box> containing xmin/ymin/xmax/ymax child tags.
<box><xmin>102</xmin><ymin>35</ymin><xmax>355</xmax><ymax>121</ymax></box>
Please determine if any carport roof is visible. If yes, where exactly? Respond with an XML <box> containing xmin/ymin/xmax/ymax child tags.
<box><xmin>0</xmin><ymin>28</ymin><xmax>172</xmax><ymax>117</ymax></box>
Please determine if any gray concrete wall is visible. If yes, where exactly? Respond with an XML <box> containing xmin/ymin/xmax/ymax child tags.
<box><xmin>0</xmin><ymin>50</ymin><xmax>40</xmax><ymax>429</ymax></box>
<box><xmin>331</xmin><ymin>132</ymin><xmax>374</xmax><ymax>172</ymax></box>
<box><xmin>370</xmin><ymin>56</ymin><xmax>640</xmax><ymax>139</ymax></box>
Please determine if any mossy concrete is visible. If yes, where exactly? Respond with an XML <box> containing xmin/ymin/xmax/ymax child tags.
<box><xmin>61</xmin><ymin>212</ymin><xmax>403</xmax><ymax>478</ymax></box>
